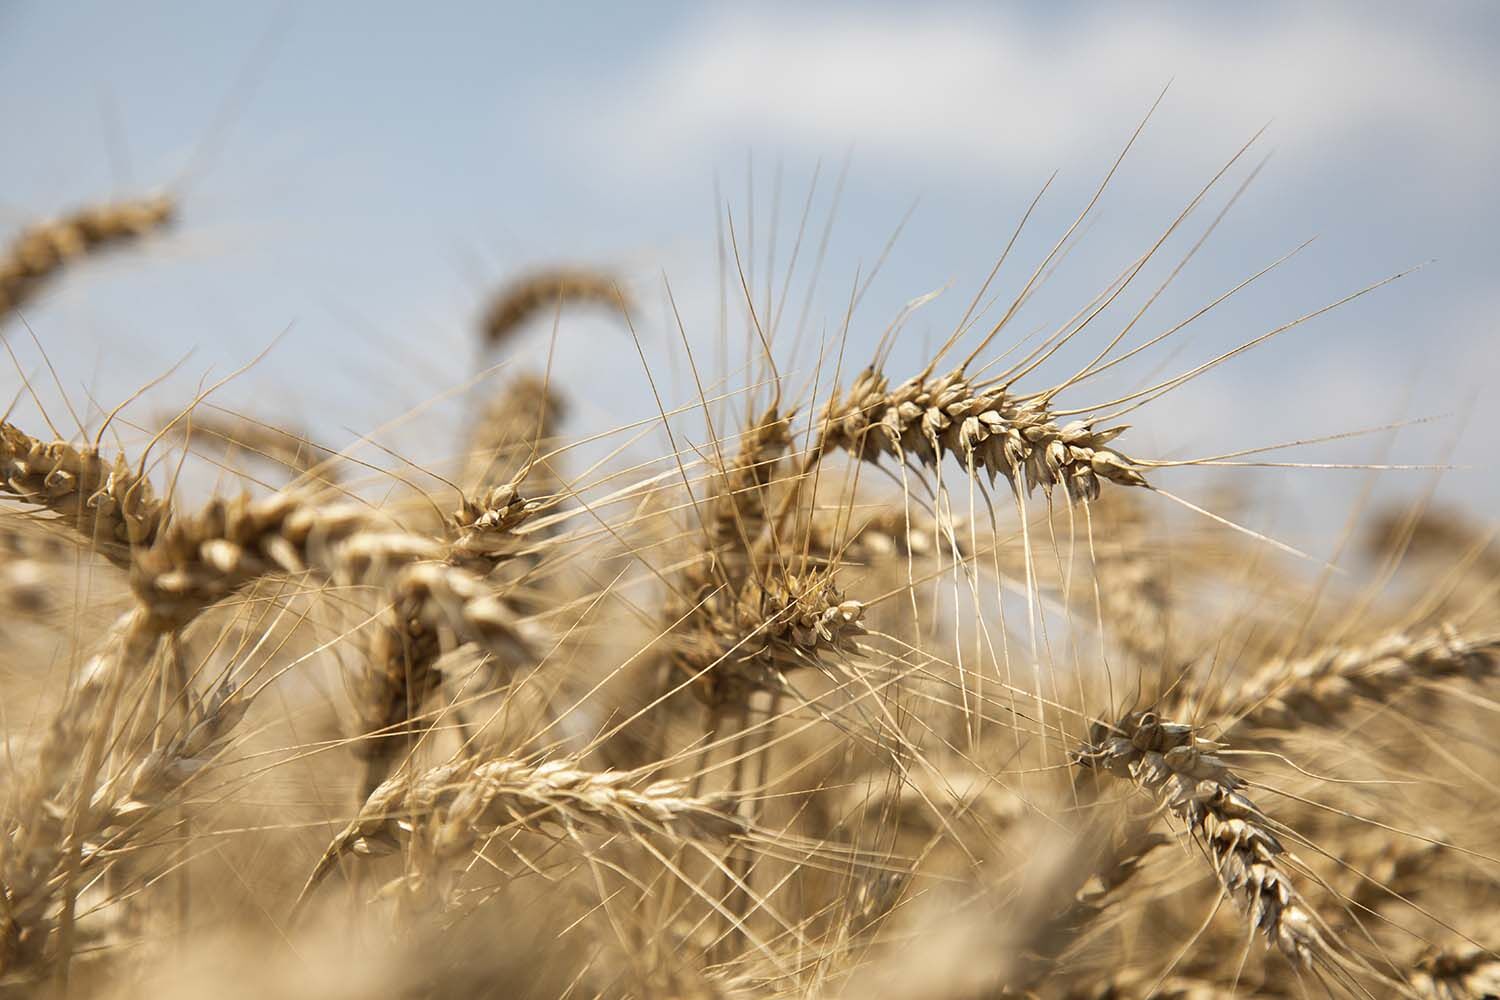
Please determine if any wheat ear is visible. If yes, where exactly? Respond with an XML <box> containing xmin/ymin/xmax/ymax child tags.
<box><xmin>479</xmin><ymin>267</ymin><xmax>632</xmax><ymax>347</ymax></box>
<box><xmin>1075</xmin><ymin>710</ymin><xmax>1331</xmax><ymax>966</ymax></box>
<box><xmin>821</xmin><ymin>365</ymin><xmax>1146</xmax><ymax>502</ymax></box>
<box><xmin>297</xmin><ymin>757</ymin><xmax>748</xmax><ymax>907</ymax></box>
<box><xmin>1</xmin><ymin>421</ymin><xmax>167</xmax><ymax>567</ymax></box>
<box><xmin>1220</xmin><ymin>625</ymin><xmax>1500</xmax><ymax>732</ymax></box>
<box><xmin>0</xmin><ymin>193</ymin><xmax>174</xmax><ymax>320</ymax></box>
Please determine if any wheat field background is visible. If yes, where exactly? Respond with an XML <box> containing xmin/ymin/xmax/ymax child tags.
<box><xmin>1</xmin><ymin>4</ymin><xmax>1499</xmax><ymax>999</ymax></box>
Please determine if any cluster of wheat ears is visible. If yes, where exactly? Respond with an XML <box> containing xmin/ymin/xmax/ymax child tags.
<box><xmin>1</xmin><ymin>122</ymin><xmax>1496</xmax><ymax>1000</ymax></box>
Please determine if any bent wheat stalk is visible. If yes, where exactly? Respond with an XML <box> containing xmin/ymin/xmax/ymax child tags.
<box><xmin>1</xmin><ymin>193</ymin><xmax>174</xmax><ymax>321</ymax></box>
<box><xmin>479</xmin><ymin>267</ymin><xmax>632</xmax><ymax>347</ymax></box>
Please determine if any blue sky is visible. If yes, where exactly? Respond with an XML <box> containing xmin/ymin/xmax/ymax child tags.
<box><xmin>2</xmin><ymin>2</ymin><xmax>1496</xmax><ymax>549</ymax></box>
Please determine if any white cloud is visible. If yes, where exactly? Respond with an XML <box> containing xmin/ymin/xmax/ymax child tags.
<box><xmin>560</xmin><ymin>6</ymin><xmax>1498</xmax><ymax>182</ymax></box>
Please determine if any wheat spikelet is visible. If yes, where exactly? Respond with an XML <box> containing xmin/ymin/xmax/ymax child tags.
<box><xmin>446</xmin><ymin>474</ymin><xmax>547</xmax><ymax>571</ymax></box>
<box><xmin>175</xmin><ymin>411</ymin><xmax>340</xmax><ymax>483</ymax></box>
<box><xmin>130</xmin><ymin>490</ymin><xmax>533</xmax><ymax>660</ymax></box>
<box><xmin>1334</xmin><ymin>828</ymin><xmax>1446</xmax><ymax>918</ymax></box>
<box><xmin>1367</xmin><ymin>506</ymin><xmax>1500</xmax><ymax>574</ymax></box>
<box><xmin>1</xmin><ymin>482</ymin><xmax>540</xmax><ymax>977</ymax></box>
<box><xmin>0</xmin><ymin>524</ymin><xmax>66</xmax><ymax>617</ymax></box>
<box><xmin>462</xmin><ymin>372</ymin><xmax>565</xmax><ymax>497</ymax></box>
<box><xmin>668</xmin><ymin>568</ymin><xmax>865</xmax><ymax>708</ymax></box>
<box><xmin>1084</xmin><ymin>495</ymin><xmax>1176</xmax><ymax>667</ymax></box>
<box><xmin>698</xmin><ymin>404</ymin><xmax>792</xmax><ymax>586</ymax></box>
<box><xmin>0</xmin><ymin>609</ymin><xmax>159</xmax><ymax>975</ymax></box>
<box><xmin>354</xmin><ymin>475</ymin><xmax>545</xmax><ymax>794</ymax></box>
<box><xmin>1412</xmin><ymin>946</ymin><xmax>1500</xmax><ymax>1000</ymax></box>
<box><xmin>806</xmin><ymin>502</ymin><xmax>967</xmax><ymax>569</ymax></box>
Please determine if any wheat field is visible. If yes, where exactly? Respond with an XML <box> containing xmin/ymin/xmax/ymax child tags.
<box><xmin>1</xmin><ymin>93</ymin><xmax>1497</xmax><ymax>1000</ymax></box>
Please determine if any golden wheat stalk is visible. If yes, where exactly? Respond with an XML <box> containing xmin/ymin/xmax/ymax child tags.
<box><xmin>478</xmin><ymin>267</ymin><xmax>632</xmax><ymax>347</ymax></box>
